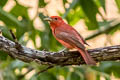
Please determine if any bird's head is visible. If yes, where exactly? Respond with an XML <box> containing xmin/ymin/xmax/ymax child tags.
<box><xmin>44</xmin><ymin>16</ymin><xmax>64</xmax><ymax>26</ymax></box>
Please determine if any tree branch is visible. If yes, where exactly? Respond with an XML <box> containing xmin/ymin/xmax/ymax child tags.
<box><xmin>0</xmin><ymin>36</ymin><xmax>120</xmax><ymax>66</ymax></box>
<box><xmin>85</xmin><ymin>19</ymin><xmax>120</xmax><ymax>40</ymax></box>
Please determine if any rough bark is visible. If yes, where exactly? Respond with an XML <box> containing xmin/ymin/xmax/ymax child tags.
<box><xmin>0</xmin><ymin>36</ymin><xmax>120</xmax><ymax>66</ymax></box>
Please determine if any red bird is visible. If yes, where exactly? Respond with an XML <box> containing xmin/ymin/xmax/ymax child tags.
<box><xmin>44</xmin><ymin>16</ymin><xmax>96</xmax><ymax>65</ymax></box>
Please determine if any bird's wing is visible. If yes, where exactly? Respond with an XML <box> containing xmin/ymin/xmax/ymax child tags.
<box><xmin>55</xmin><ymin>31</ymin><xmax>85</xmax><ymax>50</ymax></box>
<box><xmin>77</xmin><ymin>33</ymin><xmax>89</xmax><ymax>46</ymax></box>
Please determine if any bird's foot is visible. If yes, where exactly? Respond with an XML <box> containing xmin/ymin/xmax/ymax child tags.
<box><xmin>58</xmin><ymin>48</ymin><xmax>68</xmax><ymax>56</ymax></box>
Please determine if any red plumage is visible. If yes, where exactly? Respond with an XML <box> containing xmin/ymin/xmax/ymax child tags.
<box><xmin>45</xmin><ymin>16</ymin><xmax>96</xmax><ymax>65</ymax></box>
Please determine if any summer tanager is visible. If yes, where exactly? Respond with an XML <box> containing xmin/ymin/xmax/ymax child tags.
<box><xmin>44</xmin><ymin>16</ymin><xmax>96</xmax><ymax>65</ymax></box>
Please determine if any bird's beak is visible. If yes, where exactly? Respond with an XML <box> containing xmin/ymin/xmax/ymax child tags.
<box><xmin>44</xmin><ymin>17</ymin><xmax>52</xmax><ymax>21</ymax></box>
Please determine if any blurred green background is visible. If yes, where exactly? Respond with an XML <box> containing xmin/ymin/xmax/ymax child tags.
<box><xmin>0</xmin><ymin>0</ymin><xmax>120</xmax><ymax>80</ymax></box>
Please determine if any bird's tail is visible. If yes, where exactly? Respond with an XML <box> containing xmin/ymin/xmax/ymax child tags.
<box><xmin>76</xmin><ymin>48</ymin><xmax>96</xmax><ymax>65</ymax></box>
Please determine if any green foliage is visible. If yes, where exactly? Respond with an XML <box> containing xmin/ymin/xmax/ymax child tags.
<box><xmin>39</xmin><ymin>0</ymin><xmax>47</xmax><ymax>8</ymax></box>
<box><xmin>79</xmin><ymin>0</ymin><xmax>99</xmax><ymax>30</ymax></box>
<box><xmin>0</xmin><ymin>0</ymin><xmax>120</xmax><ymax>80</ymax></box>
<box><xmin>0</xmin><ymin>0</ymin><xmax>7</xmax><ymax>8</ymax></box>
<box><xmin>115</xmin><ymin>0</ymin><xmax>120</xmax><ymax>12</ymax></box>
<box><xmin>31</xmin><ymin>72</ymin><xmax>57</xmax><ymax>80</ymax></box>
<box><xmin>0</xmin><ymin>26</ymin><xmax>13</xmax><ymax>40</ymax></box>
<box><xmin>0</xmin><ymin>7</ymin><xmax>24</xmax><ymax>28</ymax></box>
<box><xmin>63</xmin><ymin>0</ymin><xmax>84</xmax><ymax>26</ymax></box>
<box><xmin>10</xmin><ymin>3</ymin><xmax>29</xmax><ymax>19</ymax></box>
<box><xmin>99</xmin><ymin>0</ymin><xmax>106</xmax><ymax>12</ymax></box>
<box><xmin>0</xmin><ymin>51</ymin><xmax>8</xmax><ymax>60</ymax></box>
<box><xmin>98</xmin><ymin>61</ymin><xmax>120</xmax><ymax>78</ymax></box>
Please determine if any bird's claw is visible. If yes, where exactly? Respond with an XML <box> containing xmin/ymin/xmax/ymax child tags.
<box><xmin>58</xmin><ymin>48</ymin><xmax>68</xmax><ymax>56</ymax></box>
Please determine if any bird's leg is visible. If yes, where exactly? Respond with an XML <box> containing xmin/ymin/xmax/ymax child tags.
<box><xmin>58</xmin><ymin>48</ymin><xmax>69</xmax><ymax>53</ymax></box>
<box><xmin>58</xmin><ymin>48</ymin><xmax>69</xmax><ymax>56</ymax></box>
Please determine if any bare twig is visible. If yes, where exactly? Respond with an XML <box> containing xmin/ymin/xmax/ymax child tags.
<box><xmin>17</xmin><ymin>67</ymin><xmax>34</xmax><ymax>79</ymax></box>
<box><xmin>85</xmin><ymin>19</ymin><xmax>120</xmax><ymax>40</ymax></box>
<box><xmin>36</xmin><ymin>65</ymin><xmax>54</xmax><ymax>75</ymax></box>
<box><xmin>9</xmin><ymin>30</ymin><xmax>17</xmax><ymax>42</ymax></box>
<box><xmin>9</xmin><ymin>30</ymin><xmax>23</xmax><ymax>51</ymax></box>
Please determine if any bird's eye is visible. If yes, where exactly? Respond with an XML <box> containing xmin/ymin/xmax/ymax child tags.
<box><xmin>54</xmin><ymin>18</ymin><xmax>58</xmax><ymax>20</ymax></box>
